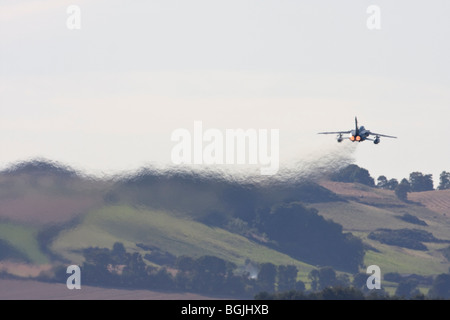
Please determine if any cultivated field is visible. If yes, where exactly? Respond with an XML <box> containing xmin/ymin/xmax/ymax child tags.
<box><xmin>1</xmin><ymin>166</ymin><xmax>450</xmax><ymax>298</ymax></box>
<box><xmin>409</xmin><ymin>189</ymin><xmax>450</xmax><ymax>217</ymax></box>
<box><xmin>0</xmin><ymin>279</ymin><xmax>215</xmax><ymax>300</ymax></box>
<box><xmin>52</xmin><ymin>205</ymin><xmax>315</xmax><ymax>274</ymax></box>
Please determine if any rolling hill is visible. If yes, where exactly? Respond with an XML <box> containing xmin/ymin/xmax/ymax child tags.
<box><xmin>51</xmin><ymin>205</ymin><xmax>314</xmax><ymax>273</ymax></box>
<box><xmin>316</xmin><ymin>181</ymin><xmax>450</xmax><ymax>276</ymax></box>
<box><xmin>1</xmin><ymin>160</ymin><xmax>449</xmax><ymax>298</ymax></box>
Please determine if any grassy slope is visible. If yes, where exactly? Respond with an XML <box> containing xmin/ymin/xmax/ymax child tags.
<box><xmin>314</xmin><ymin>182</ymin><xmax>450</xmax><ymax>276</ymax></box>
<box><xmin>0</xmin><ymin>173</ymin><xmax>105</xmax><ymax>267</ymax></box>
<box><xmin>3</xmin><ymin>169</ymin><xmax>449</xmax><ymax>293</ymax></box>
<box><xmin>0</xmin><ymin>222</ymin><xmax>48</xmax><ymax>264</ymax></box>
<box><xmin>49</xmin><ymin>182</ymin><xmax>450</xmax><ymax>281</ymax></box>
<box><xmin>52</xmin><ymin>205</ymin><xmax>315</xmax><ymax>278</ymax></box>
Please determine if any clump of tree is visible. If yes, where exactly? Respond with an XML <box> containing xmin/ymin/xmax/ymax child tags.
<box><xmin>368</xmin><ymin>228</ymin><xmax>446</xmax><ymax>251</ymax></box>
<box><xmin>174</xmin><ymin>255</ymin><xmax>246</xmax><ymax>295</ymax></box>
<box><xmin>330</xmin><ymin>164</ymin><xmax>375</xmax><ymax>186</ymax></box>
<box><xmin>428</xmin><ymin>273</ymin><xmax>450</xmax><ymax>299</ymax></box>
<box><xmin>395</xmin><ymin>178</ymin><xmax>411</xmax><ymax>202</ymax></box>
<box><xmin>394</xmin><ymin>279</ymin><xmax>422</xmax><ymax>299</ymax></box>
<box><xmin>376</xmin><ymin>176</ymin><xmax>399</xmax><ymax>190</ymax></box>
<box><xmin>394</xmin><ymin>213</ymin><xmax>427</xmax><ymax>226</ymax></box>
<box><xmin>255</xmin><ymin>202</ymin><xmax>365</xmax><ymax>272</ymax></box>
<box><xmin>256</xmin><ymin>286</ymin><xmax>367</xmax><ymax>300</ymax></box>
<box><xmin>384</xmin><ymin>272</ymin><xmax>433</xmax><ymax>287</ymax></box>
<box><xmin>409</xmin><ymin>172</ymin><xmax>434</xmax><ymax>192</ymax></box>
<box><xmin>308</xmin><ymin>266</ymin><xmax>350</xmax><ymax>291</ymax></box>
<box><xmin>251</xmin><ymin>262</ymin><xmax>305</xmax><ymax>294</ymax></box>
<box><xmin>438</xmin><ymin>171</ymin><xmax>450</xmax><ymax>190</ymax></box>
<box><xmin>277</xmin><ymin>265</ymin><xmax>305</xmax><ymax>292</ymax></box>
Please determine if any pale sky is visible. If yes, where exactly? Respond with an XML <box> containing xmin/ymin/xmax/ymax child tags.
<box><xmin>1</xmin><ymin>0</ymin><xmax>449</xmax><ymax>184</ymax></box>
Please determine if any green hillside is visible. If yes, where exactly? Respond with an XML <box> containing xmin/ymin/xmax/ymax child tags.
<box><xmin>1</xmin><ymin>161</ymin><xmax>450</xmax><ymax>298</ymax></box>
<box><xmin>314</xmin><ymin>182</ymin><xmax>450</xmax><ymax>276</ymax></box>
<box><xmin>0</xmin><ymin>222</ymin><xmax>48</xmax><ymax>264</ymax></box>
<box><xmin>52</xmin><ymin>205</ymin><xmax>315</xmax><ymax>277</ymax></box>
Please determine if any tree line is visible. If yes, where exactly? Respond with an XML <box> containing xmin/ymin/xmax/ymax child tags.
<box><xmin>331</xmin><ymin>164</ymin><xmax>450</xmax><ymax>202</ymax></box>
<box><xmin>50</xmin><ymin>243</ymin><xmax>305</xmax><ymax>298</ymax></box>
<box><xmin>47</xmin><ymin>244</ymin><xmax>450</xmax><ymax>299</ymax></box>
<box><xmin>256</xmin><ymin>267</ymin><xmax>450</xmax><ymax>300</ymax></box>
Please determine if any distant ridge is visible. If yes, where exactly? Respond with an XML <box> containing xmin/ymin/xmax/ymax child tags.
<box><xmin>1</xmin><ymin>159</ymin><xmax>79</xmax><ymax>177</ymax></box>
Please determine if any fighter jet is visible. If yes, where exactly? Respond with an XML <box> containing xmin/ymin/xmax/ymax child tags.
<box><xmin>318</xmin><ymin>117</ymin><xmax>397</xmax><ymax>144</ymax></box>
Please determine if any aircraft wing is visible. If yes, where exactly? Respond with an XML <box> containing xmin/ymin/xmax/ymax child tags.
<box><xmin>318</xmin><ymin>131</ymin><xmax>351</xmax><ymax>135</ymax></box>
<box><xmin>370</xmin><ymin>132</ymin><xmax>397</xmax><ymax>138</ymax></box>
